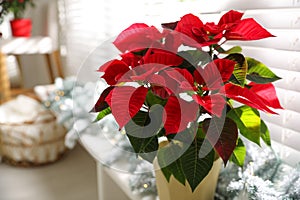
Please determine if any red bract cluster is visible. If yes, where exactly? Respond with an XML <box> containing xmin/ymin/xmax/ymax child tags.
<box><xmin>164</xmin><ymin>10</ymin><xmax>274</xmax><ymax>47</ymax></box>
<box><xmin>94</xmin><ymin>10</ymin><xmax>281</xmax><ymax>137</ymax></box>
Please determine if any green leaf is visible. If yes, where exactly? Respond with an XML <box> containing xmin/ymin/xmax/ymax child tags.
<box><xmin>157</xmin><ymin>136</ymin><xmax>215</xmax><ymax>191</ymax></box>
<box><xmin>228</xmin><ymin>74</ymin><xmax>240</xmax><ymax>85</ymax></box>
<box><xmin>230</xmin><ymin>138</ymin><xmax>246</xmax><ymax>167</ymax></box>
<box><xmin>160</xmin><ymin>164</ymin><xmax>172</xmax><ymax>182</ymax></box>
<box><xmin>222</xmin><ymin>46</ymin><xmax>242</xmax><ymax>54</ymax></box>
<box><xmin>157</xmin><ymin>142</ymin><xmax>187</xmax><ymax>185</ymax></box>
<box><xmin>173</xmin><ymin>123</ymin><xmax>198</xmax><ymax>143</ymax></box>
<box><xmin>125</xmin><ymin>109</ymin><xmax>161</xmax><ymax>162</ymax></box>
<box><xmin>260</xmin><ymin>120</ymin><xmax>271</xmax><ymax>146</ymax></box>
<box><xmin>227</xmin><ymin>105</ymin><xmax>261</xmax><ymax>145</ymax></box>
<box><xmin>226</xmin><ymin>53</ymin><xmax>248</xmax><ymax>87</ymax></box>
<box><xmin>93</xmin><ymin>107</ymin><xmax>111</xmax><ymax>122</ymax></box>
<box><xmin>202</xmin><ymin>117</ymin><xmax>238</xmax><ymax>165</ymax></box>
<box><xmin>126</xmin><ymin>133</ymin><xmax>158</xmax><ymax>162</ymax></box>
<box><xmin>196</xmin><ymin>122</ymin><xmax>206</xmax><ymax>139</ymax></box>
<box><xmin>180</xmin><ymin>139</ymin><xmax>215</xmax><ymax>192</ymax></box>
<box><xmin>178</xmin><ymin>50</ymin><xmax>212</xmax><ymax>72</ymax></box>
<box><xmin>146</xmin><ymin>90</ymin><xmax>167</xmax><ymax>107</ymax></box>
<box><xmin>246</xmin><ymin>57</ymin><xmax>281</xmax><ymax>83</ymax></box>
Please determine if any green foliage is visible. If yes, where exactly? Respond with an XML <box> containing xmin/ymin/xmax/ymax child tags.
<box><xmin>227</xmin><ymin>105</ymin><xmax>261</xmax><ymax>145</ymax></box>
<box><xmin>157</xmin><ymin>138</ymin><xmax>215</xmax><ymax>191</ymax></box>
<box><xmin>226</xmin><ymin>53</ymin><xmax>248</xmax><ymax>87</ymax></box>
<box><xmin>93</xmin><ymin>107</ymin><xmax>111</xmax><ymax>122</ymax></box>
<box><xmin>178</xmin><ymin>50</ymin><xmax>212</xmax><ymax>71</ymax></box>
<box><xmin>1</xmin><ymin>0</ymin><xmax>35</xmax><ymax>20</ymax></box>
<box><xmin>260</xmin><ymin>120</ymin><xmax>271</xmax><ymax>146</ymax></box>
<box><xmin>125</xmin><ymin>109</ymin><xmax>161</xmax><ymax>162</ymax></box>
<box><xmin>246</xmin><ymin>57</ymin><xmax>281</xmax><ymax>83</ymax></box>
<box><xmin>0</xmin><ymin>1</ymin><xmax>10</xmax><ymax>23</ymax></box>
<box><xmin>146</xmin><ymin>90</ymin><xmax>167</xmax><ymax>107</ymax></box>
<box><xmin>230</xmin><ymin>138</ymin><xmax>246</xmax><ymax>167</ymax></box>
<box><xmin>180</xmin><ymin>139</ymin><xmax>215</xmax><ymax>191</ymax></box>
<box><xmin>158</xmin><ymin>142</ymin><xmax>187</xmax><ymax>185</ymax></box>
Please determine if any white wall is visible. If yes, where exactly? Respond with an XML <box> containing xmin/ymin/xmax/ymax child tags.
<box><xmin>1</xmin><ymin>0</ymin><xmax>63</xmax><ymax>88</ymax></box>
<box><xmin>22</xmin><ymin>0</ymin><xmax>62</xmax><ymax>88</ymax></box>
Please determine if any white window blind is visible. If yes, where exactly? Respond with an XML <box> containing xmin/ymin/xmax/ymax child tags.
<box><xmin>60</xmin><ymin>0</ymin><xmax>300</xmax><ymax>165</ymax></box>
<box><xmin>60</xmin><ymin>0</ymin><xmax>165</xmax><ymax>78</ymax></box>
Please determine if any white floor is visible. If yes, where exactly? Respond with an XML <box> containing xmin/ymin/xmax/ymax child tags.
<box><xmin>0</xmin><ymin>144</ymin><xmax>98</xmax><ymax>200</ymax></box>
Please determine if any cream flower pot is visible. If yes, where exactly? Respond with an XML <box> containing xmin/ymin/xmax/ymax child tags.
<box><xmin>154</xmin><ymin>158</ymin><xmax>222</xmax><ymax>200</ymax></box>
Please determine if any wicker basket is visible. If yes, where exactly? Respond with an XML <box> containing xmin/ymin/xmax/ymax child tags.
<box><xmin>0</xmin><ymin>110</ymin><xmax>67</xmax><ymax>166</ymax></box>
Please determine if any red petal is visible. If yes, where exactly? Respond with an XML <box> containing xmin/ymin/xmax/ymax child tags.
<box><xmin>120</xmin><ymin>52</ymin><xmax>142</xmax><ymax>68</ymax></box>
<box><xmin>151</xmin><ymin>86</ymin><xmax>170</xmax><ymax>99</ymax></box>
<box><xmin>218</xmin><ymin>10</ymin><xmax>244</xmax><ymax>26</ymax></box>
<box><xmin>249</xmin><ymin>83</ymin><xmax>283</xmax><ymax>109</ymax></box>
<box><xmin>164</xmin><ymin>96</ymin><xmax>199</xmax><ymax>135</ymax></box>
<box><xmin>164</xmin><ymin>30</ymin><xmax>183</xmax><ymax>52</ymax></box>
<box><xmin>203</xmin><ymin>117</ymin><xmax>238</xmax><ymax>165</ymax></box>
<box><xmin>175</xmin><ymin>14</ymin><xmax>204</xmax><ymax>48</ymax></box>
<box><xmin>121</xmin><ymin>50</ymin><xmax>183</xmax><ymax>82</ymax></box>
<box><xmin>98</xmin><ymin>60</ymin><xmax>130</xmax><ymax>85</ymax></box>
<box><xmin>91</xmin><ymin>86</ymin><xmax>114</xmax><ymax>112</ymax></box>
<box><xmin>194</xmin><ymin>59</ymin><xmax>235</xmax><ymax>90</ymax></box>
<box><xmin>192</xmin><ymin>94</ymin><xmax>226</xmax><ymax>117</ymax></box>
<box><xmin>193</xmin><ymin>66</ymin><xmax>205</xmax><ymax>85</ymax></box>
<box><xmin>175</xmin><ymin>14</ymin><xmax>204</xmax><ymax>34</ymax></box>
<box><xmin>126</xmin><ymin>63</ymin><xmax>169</xmax><ymax>82</ymax></box>
<box><xmin>221</xmin><ymin>83</ymin><xmax>277</xmax><ymax>114</ymax></box>
<box><xmin>164</xmin><ymin>68</ymin><xmax>194</xmax><ymax>91</ymax></box>
<box><xmin>147</xmin><ymin>74</ymin><xmax>166</xmax><ymax>86</ymax></box>
<box><xmin>214</xmin><ymin>59</ymin><xmax>236</xmax><ymax>82</ymax></box>
<box><xmin>225</xmin><ymin>18</ymin><xmax>275</xmax><ymax>40</ymax></box>
<box><xmin>195</xmin><ymin>62</ymin><xmax>222</xmax><ymax>90</ymax></box>
<box><xmin>142</xmin><ymin>49</ymin><xmax>183</xmax><ymax>66</ymax></box>
<box><xmin>204</xmin><ymin>22</ymin><xmax>221</xmax><ymax>34</ymax></box>
<box><xmin>106</xmin><ymin>86</ymin><xmax>148</xmax><ymax>128</ymax></box>
<box><xmin>159</xmin><ymin>71</ymin><xmax>183</xmax><ymax>95</ymax></box>
<box><xmin>113</xmin><ymin>23</ymin><xmax>163</xmax><ymax>52</ymax></box>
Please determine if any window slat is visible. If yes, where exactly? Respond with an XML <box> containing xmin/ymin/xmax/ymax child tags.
<box><xmin>243</xmin><ymin>8</ymin><xmax>300</xmax><ymax>29</ymax></box>
<box><xmin>262</xmin><ymin>110</ymin><xmax>300</xmax><ymax>133</ymax></box>
<box><xmin>188</xmin><ymin>0</ymin><xmax>300</xmax><ymax>14</ymax></box>
<box><xmin>266</xmin><ymin>122</ymin><xmax>300</xmax><ymax>154</ymax></box>
<box><xmin>276</xmin><ymin>88</ymin><xmax>300</xmax><ymax>113</ymax></box>
<box><xmin>271</xmin><ymin>141</ymin><xmax>300</xmax><ymax>166</ymax></box>
<box><xmin>271</xmin><ymin>69</ymin><xmax>300</xmax><ymax>93</ymax></box>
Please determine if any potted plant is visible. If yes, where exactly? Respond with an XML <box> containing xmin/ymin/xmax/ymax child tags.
<box><xmin>92</xmin><ymin>10</ymin><xmax>282</xmax><ymax>199</ymax></box>
<box><xmin>0</xmin><ymin>0</ymin><xmax>35</xmax><ymax>37</ymax></box>
<box><xmin>0</xmin><ymin>1</ymin><xmax>10</xmax><ymax>24</ymax></box>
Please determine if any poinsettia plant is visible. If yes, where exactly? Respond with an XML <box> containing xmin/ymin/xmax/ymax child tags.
<box><xmin>0</xmin><ymin>0</ymin><xmax>35</xmax><ymax>21</ymax></box>
<box><xmin>92</xmin><ymin>10</ymin><xmax>283</xmax><ymax>191</ymax></box>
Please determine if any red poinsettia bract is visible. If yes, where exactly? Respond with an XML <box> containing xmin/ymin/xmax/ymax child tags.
<box><xmin>171</xmin><ymin>10</ymin><xmax>274</xmax><ymax>48</ymax></box>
